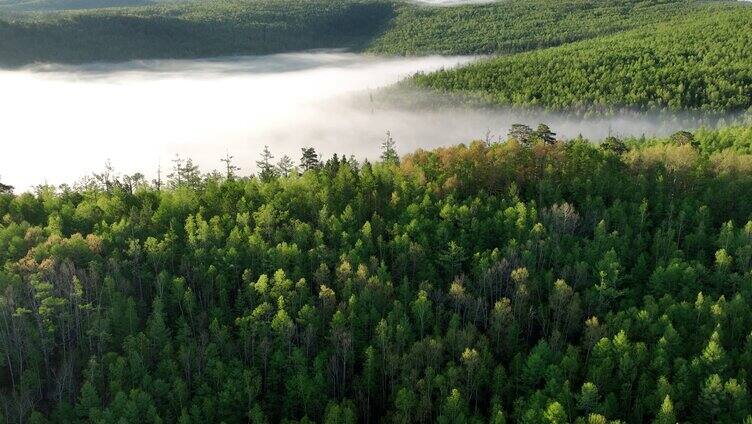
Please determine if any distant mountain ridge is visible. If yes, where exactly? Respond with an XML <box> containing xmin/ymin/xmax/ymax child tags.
<box><xmin>0</xmin><ymin>0</ymin><xmax>183</xmax><ymax>12</ymax></box>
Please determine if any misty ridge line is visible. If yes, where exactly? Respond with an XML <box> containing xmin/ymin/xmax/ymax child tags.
<box><xmin>11</xmin><ymin>99</ymin><xmax>741</xmax><ymax>195</ymax></box>
<box><xmin>8</xmin><ymin>108</ymin><xmax>742</xmax><ymax>197</ymax></box>
<box><xmin>2</xmin><ymin>99</ymin><xmax>728</xmax><ymax>194</ymax></box>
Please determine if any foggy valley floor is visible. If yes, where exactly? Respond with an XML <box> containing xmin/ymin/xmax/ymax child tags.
<box><xmin>0</xmin><ymin>51</ymin><xmax>731</xmax><ymax>191</ymax></box>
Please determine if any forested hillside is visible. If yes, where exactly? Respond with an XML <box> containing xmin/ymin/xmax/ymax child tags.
<box><xmin>0</xmin><ymin>0</ymin><xmax>730</xmax><ymax>66</ymax></box>
<box><xmin>0</xmin><ymin>0</ymin><xmax>395</xmax><ymax>66</ymax></box>
<box><xmin>412</xmin><ymin>5</ymin><xmax>752</xmax><ymax>114</ymax></box>
<box><xmin>366</xmin><ymin>0</ymin><xmax>713</xmax><ymax>55</ymax></box>
<box><xmin>4</xmin><ymin>126</ymin><xmax>752</xmax><ymax>422</ymax></box>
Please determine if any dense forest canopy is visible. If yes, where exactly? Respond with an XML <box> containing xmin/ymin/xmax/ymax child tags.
<box><xmin>4</xmin><ymin>125</ymin><xmax>752</xmax><ymax>422</ymax></box>
<box><xmin>0</xmin><ymin>0</ymin><xmax>736</xmax><ymax>66</ymax></box>
<box><xmin>412</xmin><ymin>4</ymin><xmax>752</xmax><ymax>114</ymax></box>
<box><xmin>366</xmin><ymin>0</ymin><xmax>716</xmax><ymax>55</ymax></box>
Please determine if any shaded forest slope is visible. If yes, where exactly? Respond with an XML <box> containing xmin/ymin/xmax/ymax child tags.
<box><xmin>0</xmin><ymin>0</ymin><xmax>396</xmax><ymax>66</ymax></box>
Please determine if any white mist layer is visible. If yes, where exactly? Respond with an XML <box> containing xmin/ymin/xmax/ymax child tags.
<box><xmin>0</xmin><ymin>52</ymin><xmax>700</xmax><ymax>191</ymax></box>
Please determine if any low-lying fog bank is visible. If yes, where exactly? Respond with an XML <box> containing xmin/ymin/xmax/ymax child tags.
<box><xmin>0</xmin><ymin>52</ymin><xmax>717</xmax><ymax>191</ymax></box>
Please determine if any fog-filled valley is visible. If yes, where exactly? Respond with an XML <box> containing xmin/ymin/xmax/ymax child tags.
<box><xmin>0</xmin><ymin>52</ymin><xmax>714</xmax><ymax>191</ymax></box>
